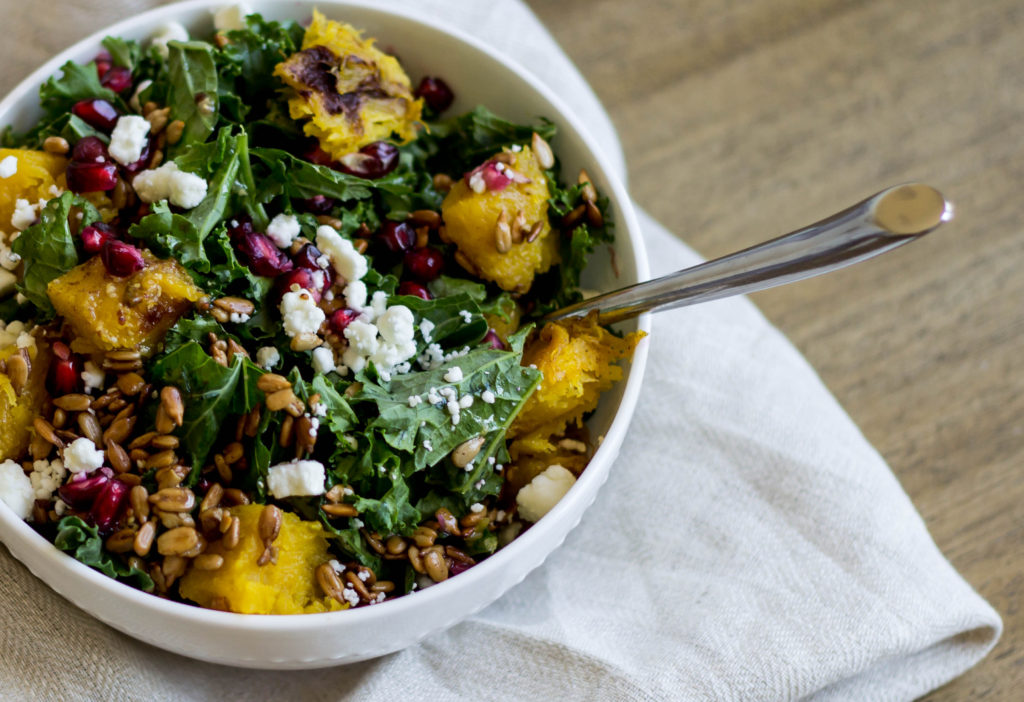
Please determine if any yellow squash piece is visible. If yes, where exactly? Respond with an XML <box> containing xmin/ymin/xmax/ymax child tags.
<box><xmin>508</xmin><ymin>313</ymin><xmax>644</xmax><ymax>455</ymax></box>
<box><xmin>0</xmin><ymin>340</ymin><xmax>51</xmax><ymax>461</ymax></box>
<box><xmin>441</xmin><ymin>146</ymin><xmax>559</xmax><ymax>293</ymax></box>
<box><xmin>0</xmin><ymin>148</ymin><xmax>67</xmax><ymax>232</ymax></box>
<box><xmin>275</xmin><ymin>10</ymin><xmax>422</xmax><ymax>159</ymax></box>
<box><xmin>179</xmin><ymin>504</ymin><xmax>345</xmax><ymax>615</ymax></box>
<box><xmin>46</xmin><ymin>253</ymin><xmax>202</xmax><ymax>355</ymax></box>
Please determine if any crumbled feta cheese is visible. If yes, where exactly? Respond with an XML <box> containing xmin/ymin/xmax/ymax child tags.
<box><xmin>419</xmin><ymin>319</ymin><xmax>435</xmax><ymax>343</ymax></box>
<box><xmin>316</xmin><ymin>226</ymin><xmax>367</xmax><ymax>282</ymax></box>
<box><xmin>311</xmin><ymin>346</ymin><xmax>336</xmax><ymax>375</ymax></box>
<box><xmin>63</xmin><ymin>437</ymin><xmax>105</xmax><ymax>474</ymax></box>
<box><xmin>344</xmin><ymin>280</ymin><xmax>367</xmax><ymax>311</ymax></box>
<box><xmin>311</xmin><ymin>401</ymin><xmax>327</xmax><ymax>417</ymax></box>
<box><xmin>266</xmin><ymin>213</ymin><xmax>301</xmax><ymax>248</ymax></box>
<box><xmin>29</xmin><ymin>459</ymin><xmax>66</xmax><ymax>500</ymax></box>
<box><xmin>229</xmin><ymin>312</ymin><xmax>251</xmax><ymax>324</ymax></box>
<box><xmin>516</xmin><ymin>465</ymin><xmax>577</xmax><ymax>522</ymax></box>
<box><xmin>11</xmin><ymin>199</ymin><xmax>37</xmax><ymax>231</ymax></box>
<box><xmin>0</xmin><ymin>155</ymin><xmax>17</xmax><ymax>179</ymax></box>
<box><xmin>426</xmin><ymin>387</ymin><xmax>442</xmax><ymax>405</ymax></box>
<box><xmin>418</xmin><ymin>343</ymin><xmax>445</xmax><ymax>370</ymax></box>
<box><xmin>81</xmin><ymin>361</ymin><xmax>104</xmax><ymax>393</ymax></box>
<box><xmin>458</xmin><ymin>394</ymin><xmax>473</xmax><ymax>409</ymax></box>
<box><xmin>459</xmin><ymin>310</ymin><xmax>473</xmax><ymax>324</ymax></box>
<box><xmin>470</xmin><ymin>502</ymin><xmax>485</xmax><ymax>513</ymax></box>
<box><xmin>446</xmin><ymin>400</ymin><xmax>461</xmax><ymax>426</ymax></box>
<box><xmin>342</xmin><ymin>320</ymin><xmax>379</xmax><ymax>373</ymax></box>
<box><xmin>341</xmin><ymin>586</ymin><xmax>360</xmax><ymax>607</ymax></box>
<box><xmin>370</xmin><ymin>290</ymin><xmax>389</xmax><ymax>319</ymax></box>
<box><xmin>213</xmin><ymin>2</ymin><xmax>252</xmax><ymax>31</ymax></box>
<box><xmin>357</xmin><ymin>569</ymin><xmax>370</xmax><ymax>582</ymax></box>
<box><xmin>408</xmin><ymin>395</ymin><xmax>422</xmax><ymax>408</ymax></box>
<box><xmin>329</xmin><ymin>559</ymin><xmax>344</xmax><ymax>573</ymax></box>
<box><xmin>422</xmin><ymin>439</ymin><xmax>433</xmax><ymax>451</ymax></box>
<box><xmin>279</xmin><ymin>288</ymin><xmax>325</xmax><ymax>337</ymax></box>
<box><xmin>149</xmin><ymin>23</ymin><xmax>188</xmax><ymax>62</ymax></box>
<box><xmin>108</xmin><ymin>115</ymin><xmax>151</xmax><ymax>166</ymax></box>
<box><xmin>133</xmin><ymin>163</ymin><xmax>208</xmax><ymax>209</ymax></box>
<box><xmin>481</xmin><ymin>389</ymin><xmax>496</xmax><ymax>404</ymax></box>
<box><xmin>0</xmin><ymin>460</ymin><xmax>34</xmax><ymax>520</ymax></box>
<box><xmin>255</xmin><ymin>347</ymin><xmax>280</xmax><ymax>371</ymax></box>
<box><xmin>444</xmin><ymin>366</ymin><xmax>463</xmax><ymax>383</ymax></box>
<box><xmin>267</xmin><ymin>460</ymin><xmax>326</xmax><ymax>499</ymax></box>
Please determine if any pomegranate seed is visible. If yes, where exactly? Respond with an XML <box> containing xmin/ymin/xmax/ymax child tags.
<box><xmin>303</xmin><ymin>141</ymin><xmax>338</xmax><ymax>168</ymax></box>
<box><xmin>465</xmin><ymin>161</ymin><xmax>510</xmax><ymax>192</ymax></box>
<box><xmin>378</xmin><ymin>220</ymin><xmax>416</xmax><ymax>253</ymax></box>
<box><xmin>272</xmin><ymin>268</ymin><xmax>324</xmax><ymax>305</ymax></box>
<box><xmin>196</xmin><ymin>477</ymin><xmax>213</xmax><ymax>493</ymax></box>
<box><xmin>328</xmin><ymin>308</ymin><xmax>360</xmax><ymax>335</ymax></box>
<box><xmin>50</xmin><ymin>356</ymin><xmax>81</xmax><ymax>395</ymax></box>
<box><xmin>71</xmin><ymin>98</ymin><xmax>120</xmax><ymax>131</ymax></box>
<box><xmin>482</xmin><ymin>329</ymin><xmax>507</xmax><ymax>350</ymax></box>
<box><xmin>294</xmin><ymin>243</ymin><xmax>336</xmax><ymax>288</ymax></box>
<box><xmin>71</xmin><ymin>136</ymin><xmax>110</xmax><ymax>163</ymax></box>
<box><xmin>100</xmin><ymin>66</ymin><xmax>132</xmax><ymax>93</ymax></box>
<box><xmin>66</xmin><ymin>162</ymin><xmax>118</xmax><ymax>193</ymax></box>
<box><xmin>301</xmin><ymin>195</ymin><xmax>336</xmax><ymax>214</ymax></box>
<box><xmin>58</xmin><ymin>468</ymin><xmax>113</xmax><ymax>510</ymax></box>
<box><xmin>236</xmin><ymin>230</ymin><xmax>294</xmax><ymax>278</ymax></box>
<box><xmin>80</xmin><ymin>225</ymin><xmax>115</xmax><ymax>254</ymax></box>
<box><xmin>101</xmin><ymin>240</ymin><xmax>145</xmax><ymax>277</ymax></box>
<box><xmin>338</xmin><ymin>141</ymin><xmax>399</xmax><ymax>179</ymax></box>
<box><xmin>398</xmin><ymin>281</ymin><xmax>432</xmax><ymax>300</ymax></box>
<box><xmin>226</xmin><ymin>215</ymin><xmax>256</xmax><ymax>240</ymax></box>
<box><xmin>90</xmin><ymin>478</ymin><xmax>130</xmax><ymax>534</ymax></box>
<box><xmin>449</xmin><ymin>560</ymin><xmax>473</xmax><ymax>577</ymax></box>
<box><xmin>95</xmin><ymin>60</ymin><xmax>112</xmax><ymax>80</ymax></box>
<box><xmin>415</xmin><ymin>76</ymin><xmax>455</xmax><ymax>113</ymax></box>
<box><xmin>403</xmin><ymin>247</ymin><xmax>444</xmax><ymax>282</ymax></box>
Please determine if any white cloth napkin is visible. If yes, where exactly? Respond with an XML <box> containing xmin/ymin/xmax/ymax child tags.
<box><xmin>0</xmin><ymin>1</ymin><xmax>1001</xmax><ymax>700</ymax></box>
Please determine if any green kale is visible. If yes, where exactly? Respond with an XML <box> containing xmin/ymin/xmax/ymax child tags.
<box><xmin>166</xmin><ymin>41</ymin><xmax>219</xmax><ymax>149</ymax></box>
<box><xmin>54</xmin><ymin>517</ymin><xmax>154</xmax><ymax>591</ymax></box>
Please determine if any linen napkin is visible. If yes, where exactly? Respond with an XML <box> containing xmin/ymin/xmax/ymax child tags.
<box><xmin>0</xmin><ymin>1</ymin><xmax>1001</xmax><ymax>700</ymax></box>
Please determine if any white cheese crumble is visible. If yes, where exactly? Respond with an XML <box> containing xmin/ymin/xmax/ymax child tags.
<box><xmin>149</xmin><ymin>22</ymin><xmax>189</xmax><ymax>59</ymax></box>
<box><xmin>458</xmin><ymin>394</ymin><xmax>473</xmax><ymax>409</ymax></box>
<box><xmin>516</xmin><ymin>465</ymin><xmax>577</xmax><ymax>522</ymax></box>
<box><xmin>481</xmin><ymin>389</ymin><xmax>496</xmax><ymax>404</ymax></box>
<box><xmin>341</xmin><ymin>305</ymin><xmax>417</xmax><ymax>376</ymax></box>
<box><xmin>419</xmin><ymin>319</ymin><xmax>435</xmax><ymax>343</ymax></box>
<box><xmin>422</xmin><ymin>439</ymin><xmax>433</xmax><ymax>451</ymax></box>
<box><xmin>256</xmin><ymin>346</ymin><xmax>280</xmax><ymax>370</ymax></box>
<box><xmin>63</xmin><ymin>437</ymin><xmax>105</xmax><ymax>474</ymax></box>
<box><xmin>459</xmin><ymin>310</ymin><xmax>473</xmax><ymax>324</ymax></box>
<box><xmin>470</xmin><ymin>503</ymin><xmax>485</xmax><ymax>513</ymax></box>
<box><xmin>443</xmin><ymin>366</ymin><xmax>463</xmax><ymax>383</ymax></box>
<box><xmin>279</xmin><ymin>288</ymin><xmax>325</xmax><ymax>337</ymax></box>
<box><xmin>407</xmin><ymin>395</ymin><xmax>422</xmax><ymax>408</ymax></box>
<box><xmin>0</xmin><ymin>460</ymin><xmax>33</xmax><ymax>520</ymax></box>
<box><xmin>311</xmin><ymin>346</ymin><xmax>336</xmax><ymax>375</ymax></box>
<box><xmin>266</xmin><ymin>213</ymin><xmax>301</xmax><ymax>248</ymax></box>
<box><xmin>316</xmin><ymin>225</ymin><xmax>367</xmax><ymax>282</ymax></box>
<box><xmin>342</xmin><ymin>586</ymin><xmax>360</xmax><ymax>607</ymax></box>
<box><xmin>108</xmin><ymin>115</ymin><xmax>151</xmax><ymax>166</ymax></box>
<box><xmin>311</xmin><ymin>401</ymin><xmax>327</xmax><ymax>417</ymax></box>
<box><xmin>132</xmin><ymin>162</ymin><xmax>208</xmax><ymax>209</ymax></box>
<box><xmin>267</xmin><ymin>460</ymin><xmax>325</xmax><ymax>499</ymax></box>
<box><xmin>0</xmin><ymin>155</ymin><xmax>17</xmax><ymax>178</ymax></box>
<box><xmin>229</xmin><ymin>312</ymin><xmax>250</xmax><ymax>324</ymax></box>
<box><xmin>344</xmin><ymin>280</ymin><xmax>367</xmax><ymax>310</ymax></box>
<box><xmin>213</xmin><ymin>2</ymin><xmax>252</xmax><ymax>31</ymax></box>
<box><xmin>11</xmin><ymin>198</ymin><xmax>38</xmax><ymax>231</ymax></box>
<box><xmin>81</xmin><ymin>361</ymin><xmax>105</xmax><ymax>393</ymax></box>
<box><xmin>30</xmin><ymin>458</ymin><xmax>66</xmax><ymax>500</ymax></box>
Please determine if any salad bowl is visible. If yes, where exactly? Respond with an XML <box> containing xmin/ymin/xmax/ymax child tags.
<box><xmin>0</xmin><ymin>0</ymin><xmax>649</xmax><ymax>668</ymax></box>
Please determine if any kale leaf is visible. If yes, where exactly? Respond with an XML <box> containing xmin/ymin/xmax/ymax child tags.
<box><xmin>54</xmin><ymin>516</ymin><xmax>154</xmax><ymax>591</ymax></box>
<box><xmin>166</xmin><ymin>41</ymin><xmax>219</xmax><ymax>149</ymax></box>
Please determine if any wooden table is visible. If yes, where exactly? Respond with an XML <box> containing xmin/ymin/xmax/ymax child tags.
<box><xmin>529</xmin><ymin>1</ymin><xmax>1022</xmax><ymax>698</ymax></box>
<box><xmin>1</xmin><ymin>1</ymin><xmax>1018</xmax><ymax>698</ymax></box>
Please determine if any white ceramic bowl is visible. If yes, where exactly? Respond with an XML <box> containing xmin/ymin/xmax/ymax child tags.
<box><xmin>0</xmin><ymin>0</ymin><xmax>650</xmax><ymax>669</ymax></box>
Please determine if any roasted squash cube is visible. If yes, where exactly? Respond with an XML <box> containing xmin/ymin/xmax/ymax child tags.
<box><xmin>47</xmin><ymin>253</ymin><xmax>202</xmax><ymax>355</ymax></box>
<box><xmin>179</xmin><ymin>504</ymin><xmax>345</xmax><ymax>614</ymax></box>
<box><xmin>441</xmin><ymin>146</ymin><xmax>559</xmax><ymax>293</ymax></box>
<box><xmin>0</xmin><ymin>148</ymin><xmax>66</xmax><ymax>232</ymax></box>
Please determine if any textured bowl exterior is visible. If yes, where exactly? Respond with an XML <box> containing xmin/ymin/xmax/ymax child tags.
<box><xmin>0</xmin><ymin>0</ymin><xmax>650</xmax><ymax>669</ymax></box>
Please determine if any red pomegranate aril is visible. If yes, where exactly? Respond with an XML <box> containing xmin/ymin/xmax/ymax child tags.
<box><xmin>301</xmin><ymin>195</ymin><xmax>336</xmax><ymax>214</ymax></box>
<box><xmin>415</xmin><ymin>76</ymin><xmax>455</xmax><ymax>113</ymax></box>
<box><xmin>196</xmin><ymin>477</ymin><xmax>213</xmax><ymax>493</ymax></box>
<box><xmin>237</xmin><ymin>230</ymin><xmax>294</xmax><ymax>278</ymax></box>
<box><xmin>91</xmin><ymin>478</ymin><xmax>130</xmax><ymax>534</ymax></box>
<box><xmin>329</xmin><ymin>308</ymin><xmax>360</xmax><ymax>335</ymax></box>
<box><xmin>95</xmin><ymin>60</ymin><xmax>112</xmax><ymax>81</ymax></box>
<box><xmin>100</xmin><ymin>66</ymin><xmax>132</xmax><ymax>93</ymax></box>
<box><xmin>226</xmin><ymin>215</ymin><xmax>256</xmax><ymax>240</ymax></box>
<box><xmin>80</xmin><ymin>224</ymin><xmax>115</xmax><ymax>254</ymax></box>
<box><xmin>273</xmin><ymin>268</ymin><xmax>324</xmax><ymax>305</ymax></box>
<box><xmin>398</xmin><ymin>281</ymin><xmax>432</xmax><ymax>300</ymax></box>
<box><xmin>66</xmin><ymin>162</ymin><xmax>118</xmax><ymax>193</ymax></box>
<box><xmin>482</xmin><ymin>329</ymin><xmax>507</xmax><ymax>350</ymax></box>
<box><xmin>403</xmin><ymin>247</ymin><xmax>444</xmax><ymax>282</ymax></box>
<box><xmin>71</xmin><ymin>135</ymin><xmax>109</xmax><ymax>163</ymax></box>
<box><xmin>449</xmin><ymin>560</ymin><xmax>473</xmax><ymax>577</ymax></box>
<box><xmin>378</xmin><ymin>220</ymin><xmax>416</xmax><ymax>253</ymax></box>
<box><xmin>101</xmin><ymin>240</ymin><xmax>146</xmax><ymax>277</ymax></box>
<box><xmin>59</xmin><ymin>468</ymin><xmax>113</xmax><ymax>510</ymax></box>
<box><xmin>71</xmin><ymin>98</ymin><xmax>120</xmax><ymax>131</ymax></box>
<box><xmin>293</xmin><ymin>243</ymin><xmax>326</xmax><ymax>271</ymax></box>
<box><xmin>338</xmin><ymin>141</ymin><xmax>399</xmax><ymax>179</ymax></box>
<box><xmin>303</xmin><ymin>142</ymin><xmax>338</xmax><ymax>168</ymax></box>
<box><xmin>50</xmin><ymin>356</ymin><xmax>82</xmax><ymax>395</ymax></box>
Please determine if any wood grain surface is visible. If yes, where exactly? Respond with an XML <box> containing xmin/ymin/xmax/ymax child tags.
<box><xmin>528</xmin><ymin>1</ymin><xmax>1023</xmax><ymax>699</ymax></box>
<box><xmin>0</xmin><ymin>1</ymin><xmax>1018</xmax><ymax>699</ymax></box>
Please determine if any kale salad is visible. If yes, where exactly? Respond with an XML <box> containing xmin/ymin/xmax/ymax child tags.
<box><xmin>0</xmin><ymin>9</ymin><xmax>642</xmax><ymax>613</ymax></box>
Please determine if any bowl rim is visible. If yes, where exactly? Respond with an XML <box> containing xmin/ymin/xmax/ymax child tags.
<box><xmin>0</xmin><ymin>0</ymin><xmax>652</xmax><ymax>634</ymax></box>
